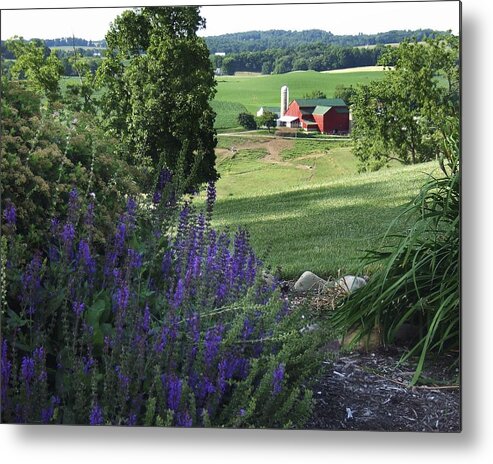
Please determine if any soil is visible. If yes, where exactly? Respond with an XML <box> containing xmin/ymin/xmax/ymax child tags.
<box><xmin>286</xmin><ymin>282</ymin><xmax>461</xmax><ymax>432</ymax></box>
<box><xmin>306</xmin><ymin>348</ymin><xmax>460</xmax><ymax>432</ymax></box>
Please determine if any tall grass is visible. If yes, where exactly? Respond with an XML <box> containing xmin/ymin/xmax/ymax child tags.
<box><xmin>331</xmin><ymin>138</ymin><xmax>459</xmax><ymax>384</ymax></box>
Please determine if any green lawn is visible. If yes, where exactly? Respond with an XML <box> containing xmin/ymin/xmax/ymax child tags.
<box><xmin>202</xmin><ymin>141</ymin><xmax>435</xmax><ymax>279</ymax></box>
<box><xmin>214</xmin><ymin>69</ymin><xmax>386</xmax><ymax>114</ymax></box>
<box><xmin>210</xmin><ymin>100</ymin><xmax>248</xmax><ymax>129</ymax></box>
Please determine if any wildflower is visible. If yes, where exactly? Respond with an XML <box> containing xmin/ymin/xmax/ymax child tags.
<box><xmin>73</xmin><ymin>301</ymin><xmax>85</xmax><ymax>318</ymax></box>
<box><xmin>177</xmin><ymin>411</ymin><xmax>192</xmax><ymax>427</ymax></box>
<box><xmin>3</xmin><ymin>201</ymin><xmax>16</xmax><ymax>227</ymax></box>
<box><xmin>272</xmin><ymin>363</ymin><xmax>285</xmax><ymax>396</ymax></box>
<box><xmin>20</xmin><ymin>253</ymin><xmax>42</xmax><ymax>315</ymax></box>
<box><xmin>161</xmin><ymin>249</ymin><xmax>173</xmax><ymax>276</ymax></box>
<box><xmin>170</xmin><ymin>279</ymin><xmax>185</xmax><ymax>310</ymax></box>
<box><xmin>84</xmin><ymin>200</ymin><xmax>95</xmax><ymax>229</ymax></box>
<box><xmin>21</xmin><ymin>356</ymin><xmax>35</xmax><ymax>386</ymax></box>
<box><xmin>89</xmin><ymin>403</ymin><xmax>104</xmax><ymax>425</ymax></box>
<box><xmin>239</xmin><ymin>408</ymin><xmax>246</xmax><ymax>417</ymax></box>
<box><xmin>127</xmin><ymin>248</ymin><xmax>143</xmax><ymax>270</ymax></box>
<box><xmin>61</xmin><ymin>222</ymin><xmax>76</xmax><ymax>250</ymax></box>
<box><xmin>204</xmin><ymin>324</ymin><xmax>224</xmax><ymax>367</ymax></box>
<box><xmin>41</xmin><ymin>396</ymin><xmax>60</xmax><ymax>424</ymax></box>
<box><xmin>167</xmin><ymin>375</ymin><xmax>182</xmax><ymax>412</ymax></box>
<box><xmin>82</xmin><ymin>356</ymin><xmax>94</xmax><ymax>375</ymax></box>
<box><xmin>68</xmin><ymin>187</ymin><xmax>79</xmax><ymax>222</ymax></box>
<box><xmin>77</xmin><ymin>239</ymin><xmax>96</xmax><ymax>277</ymax></box>
<box><xmin>1</xmin><ymin>340</ymin><xmax>12</xmax><ymax>404</ymax></box>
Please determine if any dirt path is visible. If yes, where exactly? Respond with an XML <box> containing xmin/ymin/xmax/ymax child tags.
<box><xmin>216</xmin><ymin>138</ymin><xmax>314</xmax><ymax>171</ymax></box>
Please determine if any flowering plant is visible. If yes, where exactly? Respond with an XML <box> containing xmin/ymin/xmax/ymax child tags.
<box><xmin>1</xmin><ymin>176</ymin><xmax>321</xmax><ymax>427</ymax></box>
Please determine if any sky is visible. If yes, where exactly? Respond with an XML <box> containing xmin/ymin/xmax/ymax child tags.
<box><xmin>0</xmin><ymin>1</ymin><xmax>460</xmax><ymax>41</ymax></box>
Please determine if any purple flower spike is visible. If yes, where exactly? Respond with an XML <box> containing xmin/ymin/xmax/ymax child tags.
<box><xmin>73</xmin><ymin>301</ymin><xmax>85</xmax><ymax>318</ymax></box>
<box><xmin>272</xmin><ymin>363</ymin><xmax>285</xmax><ymax>396</ymax></box>
<box><xmin>89</xmin><ymin>403</ymin><xmax>104</xmax><ymax>425</ymax></box>
<box><xmin>167</xmin><ymin>375</ymin><xmax>182</xmax><ymax>412</ymax></box>
<box><xmin>3</xmin><ymin>201</ymin><xmax>16</xmax><ymax>227</ymax></box>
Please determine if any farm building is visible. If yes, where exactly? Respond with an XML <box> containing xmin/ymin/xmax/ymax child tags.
<box><xmin>256</xmin><ymin>106</ymin><xmax>281</xmax><ymax>118</ymax></box>
<box><xmin>278</xmin><ymin>97</ymin><xmax>350</xmax><ymax>134</ymax></box>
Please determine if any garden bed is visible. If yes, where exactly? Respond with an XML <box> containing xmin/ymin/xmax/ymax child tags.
<box><xmin>307</xmin><ymin>347</ymin><xmax>460</xmax><ymax>432</ymax></box>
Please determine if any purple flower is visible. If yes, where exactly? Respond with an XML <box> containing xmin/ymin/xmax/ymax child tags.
<box><xmin>82</xmin><ymin>356</ymin><xmax>94</xmax><ymax>375</ymax></box>
<box><xmin>115</xmin><ymin>284</ymin><xmax>130</xmax><ymax>312</ymax></box>
<box><xmin>21</xmin><ymin>356</ymin><xmax>35</xmax><ymax>385</ymax></box>
<box><xmin>127</xmin><ymin>248</ymin><xmax>143</xmax><ymax>270</ymax></box>
<box><xmin>41</xmin><ymin>396</ymin><xmax>60</xmax><ymax>424</ymax></box>
<box><xmin>239</xmin><ymin>408</ymin><xmax>246</xmax><ymax>417</ymax></box>
<box><xmin>3</xmin><ymin>201</ymin><xmax>16</xmax><ymax>227</ymax></box>
<box><xmin>161</xmin><ymin>250</ymin><xmax>173</xmax><ymax>276</ymax></box>
<box><xmin>170</xmin><ymin>279</ymin><xmax>185</xmax><ymax>310</ymax></box>
<box><xmin>204</xmin><ymin>324</ymin><xmax>224</xmax><ymax>367</ymax></box>
<box><xmin>177</xmin><ymin>411</ymin><xmax>193</xmax><ymax>427</ymax></box>
<box><xmin>77</xmin><ymin>240</ymin><xmax>96</xmax><ymax>277</ymax></box>
<box><xmin>89</xmin><ymin>403</ymin><xmax>104</xmax><ymax>425</ymax></box>
<box><xmin>167</xmin><ymin>375</ymin><xmax>182</xmax><ymax>412</ymax></box>
<box><xmin>61</xmin><ymin>222</ymin><xmax>76</xmax><ymax>250</ymax></box>
<box><xmin>242</xmin><ymin>317</ymin><xmax>254</xmax><ymax>339</ymax></box>
<box><xmin>84</xmin><ymin>200</ymin><xmax>95</xmax><ymax>228</ymax></box>
<box><xmin>21</xmin><ymin>253</ymin><xmax>42</xmax><ymax>315</ymax></box>
<box><xmin>73</xmin><ymin>301</ymin><xmax>85</xmax><ymax>318</ymax></box>
<box><xmin>1</xmin><ymin>341</ymin><xmax>12</xmax><ymax>404</ymax></box>
<box><xmin>272</xmin><ymin>363</ymin><xmax>285</xmax><ymax>396</ymax></box>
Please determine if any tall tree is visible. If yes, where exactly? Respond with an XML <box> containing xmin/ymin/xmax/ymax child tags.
<box><xmin>351</xmin><ymin>36</ymin><xmax>459</xmax><ymax>171</ymax></box>
<box><xmin>97</xmin><ymin>7</ymin><xmax>218</xmax><ymax>190</ymax></box>
<box><xmin>6</xmin><ymin>37</ymin><xmax>63</xmax><ymax>102</ymax></box>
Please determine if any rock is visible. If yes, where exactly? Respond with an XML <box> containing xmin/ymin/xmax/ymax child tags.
<box><xmin>341</xmin><ymin>325</ymin><xmax>381</xmax><ymax>352</ymax></box>
<box><xmin>294</xmin><ymin>271</ymin><xmax>327</xmax><ymax>293</ymax></box>
<box><xmin>335</xmin><ymin>275</ymin><xmax>367</xmax><ymax>293</ymax></box>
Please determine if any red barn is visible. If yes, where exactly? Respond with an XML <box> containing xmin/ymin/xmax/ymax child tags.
<box><xmin>278</xmin><ymin>98</ymin><xmax>350</xmax><ymax>134</ymax></box>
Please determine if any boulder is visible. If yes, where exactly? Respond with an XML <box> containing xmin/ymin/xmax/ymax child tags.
<box><xmin>335</xmin><ymin>275</ymin><xmax>367</xmax><ymax>293</ymax></box>
<box><xmin>293</xmin><ymin>271</ymin><xmax>327</xmax><ymax>293</ymax></box>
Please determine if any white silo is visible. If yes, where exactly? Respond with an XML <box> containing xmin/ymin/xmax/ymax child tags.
<box><xmin>281</xmin><ymin>85</ymin><xmax>289</xmax><ymax>116</ymax></box>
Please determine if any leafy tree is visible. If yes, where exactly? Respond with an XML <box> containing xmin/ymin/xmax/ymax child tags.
<box><xmin>257</xmin><ymin>111</ymin><xmax>277</xmax><ymax>132</ymax></box>
<box><xmin>302</xmin><ymin>90</ymin><xmax>326</xmax><ymax>99</ymax></box>
<box><xmin>6</xmin><ymin>37</ymin><xmax>63</xmax><ymax>102</ymax></box>
<box><xmin>237</xmin><ymin>112</ymin><xmax>257</xmax><ymax>130</ymax></box>
<box><xmin>97</xmin><ymin>7</ymin><xmax>218</xmax><ymax>191</ymax></box>
<box><xmin>334</xmin><ymin>84</ymin><xmax>357</xmax><ymax>106</ymax></box>
<box><xmin>351</xmin><ymin>36</ymin><xmax>459</xmax><ymax>171</ymax></box>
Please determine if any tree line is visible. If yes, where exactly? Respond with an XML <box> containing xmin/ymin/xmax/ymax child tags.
<box><xmin>204</xmin><ymin>28</ymin><xmax>448</xmax><ymax>54</ymax></box>
<box><xmin>211</xmin><ymin>43</ymin><xmax>386</xmax><ymax>75</ymax></box>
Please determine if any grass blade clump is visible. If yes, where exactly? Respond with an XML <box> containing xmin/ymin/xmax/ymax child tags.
<box><xmin>331</xmin><ymin>136</ymin><xmax>459</xmax><ymax>384</ymax></box>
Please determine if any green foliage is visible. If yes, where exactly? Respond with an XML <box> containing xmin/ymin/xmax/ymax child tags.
<box><xmin>97</xmin><ymin>6</ymin><xmax>218</xmax><ymax>192</ymax></box>
<box><xmin>237</xmin><ymin>112</ymin><xmax>257</xmax><ymax>130</ymax></box>
<box><xmin>351</xmin><ymin>36</ymin><xmax>459</xmax><ymax>171</ymax></box>
<box><xmin>331</xmin><ymin>135</ymin><xmax>459</xmax><ymax>384</ymax></box>
<box><xmin>334</xmin><ymin>84</ymin><xmax>357</xmax><ymax>106</ymax></box>
<box><xmin>0</xmin><ymin>79</ymin><xmax>138</xmax><ymax>249</ymax></box>
<box><xmin>6</xmin><ymin>37</ymin><xmax>63</xmax><ymax>102</ymax></box>
<box><xmin>302</xmin><ymin>90</ymin><xmax>326</xmax><ymax>99</ymax></box>
<box><xmin>256</xmin><ymin>111</ymin><xmax>277</xmax><ymax>132</ymax></box>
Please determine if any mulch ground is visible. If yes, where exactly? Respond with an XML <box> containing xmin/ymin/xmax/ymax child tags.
<box><xmin>285</xmin><ymin>281</ymin><xmax>461</xmax><ymax>432</ymax></box>
<box><xmin>306</xmin><ymin>348</ymin><xmax>460</xmax><ymax>432</ymax></box>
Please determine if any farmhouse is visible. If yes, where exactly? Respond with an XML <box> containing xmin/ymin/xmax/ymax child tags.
<box><xmin>256</xmin><ymin>106</ymin><xmax>281</xmax><ymax>118</ymax></box>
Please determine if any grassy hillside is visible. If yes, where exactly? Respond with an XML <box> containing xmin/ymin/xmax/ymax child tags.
<box><xmin>203</xmin><ymin>139</ymin><xmax>435</xmax><ymax>278</ymax></box>
<box><xmin>210</xmin><ymin>100</ymin><xmax>248</xmax><ymax>129</ymax></box>
<box><xmin>214</xmin><ymin>69</ymin><xmax>386</xmax><ymax>114</ymax></box>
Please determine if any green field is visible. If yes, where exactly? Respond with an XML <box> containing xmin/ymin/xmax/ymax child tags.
<box><xmin>214</xmin><ymin>69</ymin><xmax>386</xmax><ymax>114</ymax></box>
<box><xmin>201</xmin><ymin>139</ymin><xmax>435</xmax><ymax>279</ymax></box>
<box><xmin>210</xmin><ymin>100</ymin><xmax>248</xmax><ymax>129</ymax></box>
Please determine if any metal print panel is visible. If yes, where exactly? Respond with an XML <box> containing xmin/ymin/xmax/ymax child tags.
<box><xmin>0</xmin><ymin>1</ymin><xmax>461</xmax><ymax>431</ymax></box>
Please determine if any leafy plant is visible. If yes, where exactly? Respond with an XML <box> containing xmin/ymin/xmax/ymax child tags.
<box><xmin>331</xmin><ymin>131</ymin><xmax>459</xmax><ymax>384</ymax></box>
<box><xmin>1</xmin><ymin>178</ymin><xmax>322</xmax><ymax>427</ymax></box>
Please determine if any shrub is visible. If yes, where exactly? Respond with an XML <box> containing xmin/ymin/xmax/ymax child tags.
<box><xmin>237</xmin><ymin>112</ymin><xmax>257</xmax><ymax>130</ymax></box>
<box><xmin>0</xmin><ymin>79</ymin><xmax>139</xmax><ymax>250</ymax></box>
<box><xmin>1</xmin><ymin>179</ymin><xmax>322</xmax><ymax>427</ymax></box>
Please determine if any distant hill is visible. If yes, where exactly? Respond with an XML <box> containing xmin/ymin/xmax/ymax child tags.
<box><xmin>204</xmin><ymin>29</ymin><xmax>449</xmax><ymax>53</ymax></box>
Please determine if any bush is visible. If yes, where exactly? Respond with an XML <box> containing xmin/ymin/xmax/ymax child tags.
<box><xmin>237</xmin><ymin>112</ymin><xmax>257</xmax><ymax>130</ymax></box>
<box><xmin>331</xmin><ymin>134</ymin><xmax>459</xmax><ymax>384</ymax></box>
<box><xmin>1</xmin><ymin>180</ymin><xmax>322</xmax><ymax>427</ymax></box>
<box><xmin>0</xmin><ymin>80</ymin><xmax>139</xmax><ymax>250</ymax></box>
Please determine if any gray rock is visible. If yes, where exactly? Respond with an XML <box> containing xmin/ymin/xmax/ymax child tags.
<box><xmin>294</xmin><ymin>271</ymin><xmax>327</xmax><ymax>293</ymax></box>
<box><xmin>335</xmin><ymin>275</ymin><xmax>367</xmax><ymax>293</ymax></box>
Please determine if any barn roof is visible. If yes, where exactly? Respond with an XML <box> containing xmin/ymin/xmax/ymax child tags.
<box><xmin>295</xmin><ymin>98</ymin><xmax>347</xmax><ymax>108</ymax></box>
<box><xmin>312</xmin><ymin>105</ymin><xmax>332</xmax><ymax>115</ymax></box>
